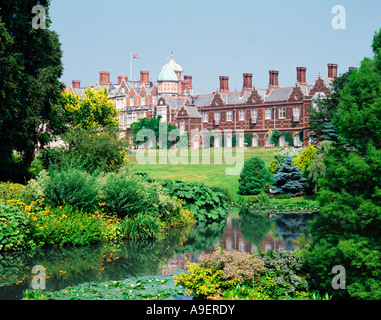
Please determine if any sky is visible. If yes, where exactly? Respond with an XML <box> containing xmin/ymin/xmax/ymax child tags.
<box><xmin>49</xmin><ymin>0</ymin><xmax>381</xmax><ymax>94</ymax></box>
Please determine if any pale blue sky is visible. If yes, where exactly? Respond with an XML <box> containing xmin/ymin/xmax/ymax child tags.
<box><xmin>50</xmin><ymin>0</ymin><xmax>381</xmax><ymax>94</ymax></box>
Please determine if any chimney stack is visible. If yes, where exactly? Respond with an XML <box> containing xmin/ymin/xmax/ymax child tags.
<box><xmin>328</xmin><ymin>63</ymin><xmax>338</xmax><ymax>78</ymax></box>
<box><xmin>184</xmin><ymin>75</ymin><xmax>193</xmax><ymax>88</ymax></box>
<box><xmin>118</xmin><ymin>75</ymin><xmax>128</xmax><ymax>84</ymax></box>
<box><xmin>267</xmin><ymin>70</ymin><xmax>279</xmax><ymax>93</ymax></box>
<box><xmin>72</xmin><ymin>80</ymin><xmax>80</xmax><ymax>88</ymax></box>
<box><xmin>140</xmin><ymin>70</ymin><xmax>149</xmax><ymax>84</ymax></box>
<box><xmin>99</xmin><ymin>71</ymin><xmax>110</xmax><ymax>84</ymax></box>
<box><xmin>219</xmin><ymin>76</ymin><xmax>229</xmax><ymax>92</ymax></box>
<box><xmin>242</xmin><ymin>73</ymin><xmax>253</xmax><ymax>92</ymax></box>
<box><xmin>296</xmin><ymin>67</ymin><xmax>307</xmax><ymax>85</ymax></box>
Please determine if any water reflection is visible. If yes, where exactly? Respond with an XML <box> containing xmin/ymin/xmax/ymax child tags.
<box><xmin>0</xmin><ymin>208</ymin><xmax>316</xmax><ymax>299</ymax></box>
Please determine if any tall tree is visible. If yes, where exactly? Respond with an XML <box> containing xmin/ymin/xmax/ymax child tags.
<box><xmin>51</xmin><ymin>86</ymin><xmax>119</xmax><ymax>133</ymax></box>
<box><xmin>0</xmin><ymin>1</ymin><xmax>63</xmax><ymax>180</ymax></box>
<box><xmin>305</xmin><ymin>29</ymin><xmax>381</xmax><ymax>300</ymax></box>
<box><xmin>308</xmin><ymin>71</ymin><xmax>351</xmax><ymax>141</ymax></box>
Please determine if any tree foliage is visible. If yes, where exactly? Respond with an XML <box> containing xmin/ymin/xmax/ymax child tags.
<box><xmin>238</xmin><ymin>157</ymin><xmax>273</xmax><ymax>195</ymax></box>
<box><xmin>51</xmin><ymin>87</ymin><xmax>119</xmax><ymax>133</ymax></box>
<box><xmin>293</xmin><ymin>144</ymin><xmax>317</xmax><ymax>172</ymax></box>
<box><xmin>130</xmin><ymin>116</ymin><xmax>178</xmax><ymax>149</ymax></box>
<box><xmin>305</xmin><ymin>29</ymin><xmax>381</xmax><ymax>300</ymax></box>
<box><xmin>271</xmin><ymin>155</ymin><xmax>307</xmax><ymax>196</ymax></box>
<box><xmin>0</xmin><ymin>1</ymin><xmax>63</xmax><ymax>180</ymax></box>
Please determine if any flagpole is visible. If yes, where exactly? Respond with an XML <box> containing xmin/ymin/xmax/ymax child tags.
<box><xmin>130</xmin><ymin>52</ymin><xmax>132</xmax><ymax>81</ymax></box>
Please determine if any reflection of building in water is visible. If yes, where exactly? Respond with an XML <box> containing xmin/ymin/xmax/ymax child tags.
<box><xmin>205</xmin><ymin>217</ymin><xmax>299</xmax><ymax>254</ymax></box>
<box><xmin>161</xmin><ymin>215</ymin><xmax>303</xmax><ymax>276</ymax></box>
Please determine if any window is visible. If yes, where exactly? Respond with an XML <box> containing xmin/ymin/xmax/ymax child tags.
<box><xmin>132</xmin><ymin>112</ymin><xmax>136</xmax><ymax>123</ymax></box>
<box><xmin>141</xmin><ymin>95</ymin><xmax>145</xmax><ymax>105</ymax></box>
<box><xmin>251</xmin><ymin>109</ymin><xmax>257</xmax><ymax>122</ymax></box>
<box><xmin>265</xmin><ymin>108</ymin><xmax>272</xmax><ymax>120</ymax></box>
<box><xmin>203</xmin><ymin>112</ymin><xmax>208</xmax><ymax>123</ymax></box>
<box><xmin>252</xmin><ymin>135</ymin><xmax>258</xmax><ymax>146</ymax></box>
<box><xmin>129</xmin><ymin>96</ymin><xmax>134</xmax><ymax>106</ymax></box>
<box><xmin>279</xmin><ymin>135</ymin><xmax>285</xmax><ymax>146</ymax></box>
<box><xmin>239</xmin><ymin>110</ymin><xmax>245</xmax><ymax>121</ymax></box>
<box><xmin>227</xmin><ymin>111</ymin><xmax>232</xmax><ymax>121</ymax></box>
<box><xmin>294</xmin><ymin>106</ymin><xmax>300</xmax><ymax>121</ymax></box>
<box><xmin>215</xmin><ymin>111</ymin><xmax>220</xmax><ymax>124</ymax></box>
<box><xmin>279</xmin><ymin>107</ymin><xmax>285</xmax><ymax>119</ymax></box>
<box><xmin>180</xmin><ymin>121</ymin><xmax>185</xmax><ymax>134</ymax></box>
<box><xmin>266</xmin><ymin>135</ymin><xmax>270</xmax><ymax>146</ymax></box>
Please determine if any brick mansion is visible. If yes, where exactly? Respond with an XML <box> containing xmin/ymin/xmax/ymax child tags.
<box><xmin>69</xmin><ymin>55</ymin><xmax>342</xmax><ymax>148</ymax></box>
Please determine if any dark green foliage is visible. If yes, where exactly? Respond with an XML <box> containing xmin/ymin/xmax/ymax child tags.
<box><xmin>130</xmin><ymin>116</ymin><xmax>178</xmax><ymax>149</ymax></box>
<box><xmin>308</xmin><ymin>71</ymin><xmax>351</xmax><ymax>141</ymax></box>
<box><xmin>270</xmin><ymin>130</ymin><xmax>281</xmax><ymax>146</ymax></box>
<box><xmin>0</xmin><ymin>1</ymin><xmax>63</xmax><ymax>178</ymax></box>
<box><xmin>238</xmin><ymin>157</ymin><xmax>273</xmax><ymax>195</ymax></box>
<box><xmin>100</xmin><ymin>171</ymin><xmax>160</xmax><ymax>219</ymax></box>
<box><xmin>244</xmin><ymin>133</ymin><xmax>253</xmax><ymax>147</ymax></box>
<box><xmin>305</xmin><ymin>29</ymin><xmax>381</xmax><ymax>300</ymax></box>
<box><xmin>271</xmin><ymin>155</ymin><xmax>307</xmax><ymax>196</ymax></box>
<box><xmin>43</xmin><ymin>166</ymin><xmax>99</xmax><ymax>211</ymax></box>
<box><xmin>161</xmin><ymin>180</ymin><xmax>226</xmax><ymax>221</ymax></box>
<box><xmin>284</xmin><ymin>132</ymin><xmax>294</xmax><ymax>147</ymax></box>
<box><xmin>0</xmin><ymin>202</ymin><xmax>30</xmax><ymax>251</ymax></box>
<box><xmin>40</xmin><ymin>126</ymin><xmax>128</xmax><ymax>174</ymax></box>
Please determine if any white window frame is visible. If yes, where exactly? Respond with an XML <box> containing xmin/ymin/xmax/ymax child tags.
<box><xmin>239</xmin><ymin>110</ymin><xmax>245</xmax><ymax>121</ymax></box>
<box><xmin>141</xmin><ymin>95</ymin><xmax>145</xmax><ymax>106</ymax></box>
<box><xmin>294</xmin><ymin>106</ymin><xmax>300</xmax><ymax>121</ymax></box>
<box><xmin>279</xmin><ymin>107</ymin><xmax>285</xmax><ymax>119</ymax></box>
<box><xmin>203</xmin><ymin>112</ymin><xmax>208</xmax><ymax>123</ymax></box>
<box><xmin>265</xmin><ymin>108</ymin><xmax>272</xmax><ymax>120</ymax></box>
<box><xmin>227</xmin><ymin>111</ymin><xmax>232</xmax><ymax>121</ymax></box>
<box><xmin>251</xmin><ymin>109</ymin><xmax>257</xmax><ymax>122</ymax></box>
<box><xmin>129</xmin><ymin>96</ymin><xmax>134</xmax><ymax>106</ymax></box>
<box><xmin>215</xmin><ymin>111</ymin><xmax>220</xmax><ymax>124</ymax></box>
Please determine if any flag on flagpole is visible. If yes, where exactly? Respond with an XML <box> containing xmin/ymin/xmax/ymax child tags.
<box><xmin>131</xmin><ymin>53</ymin><xmax>139</xmax><ymax>59</ymax></box>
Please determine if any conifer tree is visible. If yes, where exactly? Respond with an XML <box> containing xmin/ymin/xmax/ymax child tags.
<box><xmin>271</xmin><ymin>155</ymin><xmax>307</xmax><ymax>196</ymax></box>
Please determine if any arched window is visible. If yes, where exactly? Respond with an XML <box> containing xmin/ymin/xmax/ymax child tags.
<box><xmin>279</xmin><ymin>135</ymin><xmax>285</xmax><ymax>147</ymax></box>
<box><xmin>252</xmin><ymin>135</ymin><xmax>258</xmax><ymax>147</ymax></box>
<box><xmin>180</xmin><ymin>121</ymin><xmax>185</xmax><ymax>134</ymax></box>
<box><xmin>266</xmin><ymin>135</ymin><xmax>270</xmax><ymax>146</ymax></box>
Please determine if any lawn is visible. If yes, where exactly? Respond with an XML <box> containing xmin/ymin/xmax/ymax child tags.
<box><xmin>127</xmin><ymin>148</ymin><xmax>276</xmax><ymax>199</ymax></box>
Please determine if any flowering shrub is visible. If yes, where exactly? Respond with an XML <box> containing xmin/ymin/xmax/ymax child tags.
<box><xmin>198</xmin><ymin>248</ymin><xmax>264</xmax><ymax>283</ymax></box>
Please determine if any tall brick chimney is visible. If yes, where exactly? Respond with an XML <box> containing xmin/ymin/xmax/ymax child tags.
<box><xmin>118</xmin><ymin>75</ymin><xmax>128</xmax><ymax>84</ymax></box>
<box><xmin>328</xmin><ymin>63</ymin><xmax>338</xmax><ymax>78</ymax></box>
<box><xmin>140</xmin><ymin>70</ymin><xmax>149</xmax><ymax>84</ymax></box>
<box><xmin>267</xmin><ymin>70</ymin><xmax>279</xmax><ymax>93</ymax></box>
<box><xmin>99</xmin><ymin>71</ymin><xmax>110</xmax><ymax>84</ymax></box>
<box><xmin>184</xmin><ymin>75</ymin><xmax>193</xmax><ymax>88</ymax></box>
<box><xmin>296</xmin><ymin>67</ymin><xmax>307</xmax><ymax>85</ymax></box>
<box><xmin>242</xmin><ymin>73</ymin><xmax>253</xmax><ymax>93</ymax></box>
<box><xmin>72</xmin><ymin>80</ymin><xmax>80</xmax><ymax>88</ymax></box>
<box><xmin>219</xmin><ymin>76</ymin><xmax>229</xmax><ymax>92</ymax></box>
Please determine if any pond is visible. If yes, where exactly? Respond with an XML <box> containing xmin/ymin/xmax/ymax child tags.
<box><xmin>0</xmin><ymin>208</ymin><xmax>317</xmax><ymax>300</ymax></box>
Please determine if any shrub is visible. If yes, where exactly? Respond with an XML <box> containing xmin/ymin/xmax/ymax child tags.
<box><xmin>269</xmin><ymin>152</ymin><xmax>287</xmax><ymax>173</ymax></box>
<box><xmin>0</xmin><ymin>202</ymin><xmax>30</xmax><ymax>251</ymax></box>
<box><xmin>275</xmin><ymin>194</ymin><xmax>292</xmax><ymax>199</ymax></box>
<box><xmin>161</xmin><ymin>180</ymin><xmax>226</xmax><ymax>221</ymax></box>
<box><xmin>198</xmin><ymin>248</ymin><xmax>265</xmax><ymax>283</ymax></box>
<box><xmin>100</xmin><ymin>171</ymin><xmax>160</xmax><ymax>219</ymax></box>
<box><xmin>29</xmin><ymin>206</ymin><xmax>103</xmax><ymax>247</ymax></box>
<box><xmin>250</xmin><ymin>192</ymin><xmax>270</xmax><ymax>204</ymax></box>
<box><xmin>293</xmin><ymin>144</ymin><xmax>317</xmax><ymax>171</ymax></box>
<box><xmin>120</xmin><ymin>213</ymin><xmax>165</xmax><ymax>240</ymax></box>
<box><xmin>271</xmin><ymin>155</ymin><xmax>307</xmax><ymax>196</ymax></box>
<box><xmin>43</xmin><ymin>166</ymin><xmax>99</xmax><ymax>211</ymax></box>
<box><xmin>238</xmin><ymin>157</ymin><xmax>273</xmax><ymax>195</ymax></box>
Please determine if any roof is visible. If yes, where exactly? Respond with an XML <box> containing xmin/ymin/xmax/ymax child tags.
<box><xmin>158</xmin><ymin>62</ymin><xmax>178</xmax><ymax>82</ymax></box>
<box><xmin>184</xmin><ymin>106</ymin><xmax>201</xmax><ymax>118</ymax></box>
